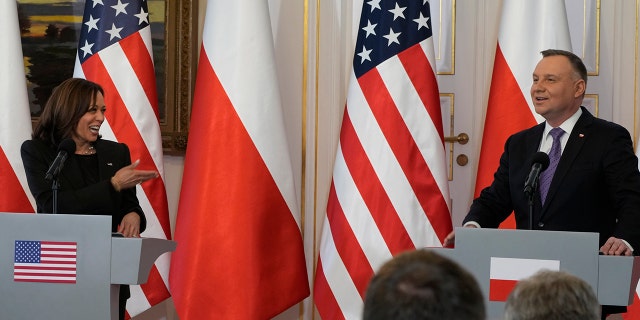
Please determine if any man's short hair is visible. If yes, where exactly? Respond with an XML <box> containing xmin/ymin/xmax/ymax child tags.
<box><xmin>540</xmin><ymin>49</ymin><xmax>588</xmax><ymax>84</ymax></box>
<box><xmin>504</xmin><ymin>270</ymin><xmax>600</xmax><ymax>320</ymax></box>
<box><xmin>363</xmin><ymin>249</ymin><xmax>485</xmax><ymax>320</ymax></box>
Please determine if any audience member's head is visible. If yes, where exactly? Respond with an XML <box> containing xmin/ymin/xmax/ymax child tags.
<box><xmin>363</xmin><ymin>249</ymin><xmax>485</xmax><ymax>320</ymax></box>
<box><xmin>503</xmin><ymin>270</ymin><xmax>600</xmax><ymax>320</ymax></box>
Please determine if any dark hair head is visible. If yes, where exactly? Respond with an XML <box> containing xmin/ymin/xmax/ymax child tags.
<box><xmin>540</xmin><ymin>49</ymin><xmax>588</xmax><ymax>85</ymax></box>
<box><xmin>32</xmin><ymin>78</ymin><xmax>104</xmax><ymax>146</ymax></box>
<box><xmin>363</xmin><ymin>250</ymin><xmax>485</xmax><ymax>320</ymax></box>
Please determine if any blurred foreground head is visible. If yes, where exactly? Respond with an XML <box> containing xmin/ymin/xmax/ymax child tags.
<box><xmin>363</xmin><ymin>249</ymin><xmax>485</xmax><ymax>320</ymax></box>
<box><xmin>504</xmin><ymin>270</ymin><xmax>600</xmax><ymax>320</ymax></box>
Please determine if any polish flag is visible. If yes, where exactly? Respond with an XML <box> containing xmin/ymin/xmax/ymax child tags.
<box><xmin>169</xmin><ymin>0</ymin><xmax>309</xmax><ymax>318</ymax></box>
<box><xmin>0</xmin><ymin>0</ymin><xmax>35</xmax><ymax>213</ymax></box>
<box><xmin>475</xmin><ymin>0</ymin><xmax>572</xmax><ymax>228</ymax></box>
<box><xmin>489</xmin><ymin>257</ymin><xmax>560</xmax><ymax>301</ymax></box>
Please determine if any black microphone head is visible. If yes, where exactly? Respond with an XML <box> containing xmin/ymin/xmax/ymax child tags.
<box><xmin>58</xmin><ymin>138</ymin><xmax>76</xmax><ymax>154</ymax></box>
<box><xmin>532</xmin><ymin>151</ymin><xmax>550</xmax><ymax>170</ymax></box>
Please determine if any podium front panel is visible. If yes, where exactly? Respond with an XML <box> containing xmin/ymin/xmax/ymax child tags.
<box><xmin>431</xmin><ymin>228</ymin><xmax>600</xmax><ymax>320</ymax></box>
<box><xmin>0</xmin><ymin>213</ymin><xmax>112</xmax><ymax>320</ymax></box>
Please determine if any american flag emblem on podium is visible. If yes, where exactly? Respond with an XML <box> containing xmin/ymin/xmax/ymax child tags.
<box><xmin>14</xmin><ymin>241</ymin><xmax>77</xmax><ymax>284</ymax></box>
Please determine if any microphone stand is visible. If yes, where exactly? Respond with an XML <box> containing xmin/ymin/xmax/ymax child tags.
<box><xmin>52</xmin><ymin>178</ymin><xmax>60</xmax><ymax>215</ymax></box>
<box><xmin>524</xmin><ymin>179</ymin><xmax>539</xmax><ymax>230</ymax></box>
<box><xmin>526</xmin><ymin>191</ymin><xmax>534</xmax><ymax>230</ymax></box>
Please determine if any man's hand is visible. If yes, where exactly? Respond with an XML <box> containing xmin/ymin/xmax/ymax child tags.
<box><xmin>443</xmin><ymin>225</ymin><xmax>478</xmax><ymax>248</ymax></box>
<box><xmin>600</xmin><ymin>237</ymin><xmax>633</xmax><ymax>256</ymax></box>
<box><xmin>443</xmin><ymin>230</ymin><xmax>456</xmax><ymax>248</ymax></box>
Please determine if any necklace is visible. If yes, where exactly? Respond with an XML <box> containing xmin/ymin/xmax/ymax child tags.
<box><xmin>83</xmin><ymin>145</ymin><xmax>96</xmax><ymax>155</ymax></box>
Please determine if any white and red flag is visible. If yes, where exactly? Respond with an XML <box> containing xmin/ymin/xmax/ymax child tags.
<box><xmin>73</xmin><ymin>0</ymin><xmax>171</xmax><ymax>318</ymax></box>
<box><xmin>168</xmin><ymin>0</ymin><xmax>309</xmax><ymax>319</ymax></box>
<box><xmin>313</xmin><ymin>1</ymin><xmax>452</xmax><ymax>318</ymax></box>
<box><xmin>475</xmin><ymin>0</ymin><xmax>572</xmax><ymax>228</ymax></box>
<box><xmin>0</xmin><ymin>0</ymin><xmax>35</xmax><ymax>213</ymax></box>
<box><xmin>489</xmin><ymin>257</ymin><xmax>560</xmax><ymax>302</ymax></box>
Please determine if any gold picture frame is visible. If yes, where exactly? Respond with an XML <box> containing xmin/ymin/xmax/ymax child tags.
<box><xmin>162</xmin><ymin>0</ymin><xmax>197</xmax><ymax>154</ymax></box>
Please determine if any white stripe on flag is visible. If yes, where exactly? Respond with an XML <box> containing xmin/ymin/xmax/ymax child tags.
<box><xmin>333</xmin><ymin>143</ymin><xmax>392</xmax><ymax>265</ymax></box>
<box><xmin>201</xmin><ymin>5</ymin><xmax>298</xmax><ymax>222</ymax></box>
<box><xmin>347</xmin><ymin>67</ymin><xmax>441</xmax><ymax>248</ymax></box>
<box><xmin>127</xmin><ymin>284</ymin><xmax>152</xmax><ymax>316</ymax></box>
<box><xmin>490</xmin><ymin>257</ymin><xmax>560</xmax><ymax>280</ymax></box>
<box><xmin>498</xmin><ymin>0</ymin><xmax>572</xmax><ymax>122</ymax></box>
<box><xmin>377</xmin><ymin>53</ymin><xmax>449</xmax><ymax>210</ymax></box>
<box><xmin>99</xmin><ymin>42</ymin><xmax>164</xmax><ymax>174</ymax></box>
<box><xmin>318</xmin><ymin>224</ymin><xmax>365</xmax><ymax>319</ymax></box>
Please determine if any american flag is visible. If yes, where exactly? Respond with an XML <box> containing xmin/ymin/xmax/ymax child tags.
<box><xmin>73</xmin><ymin>0</ymin><xmax>171</xmax><ymax>317</ymax></box>
<box><xmin>14</xmin><ymin>241</ymin><xmax>77</xmax><ymax>284</ymax></box>
<box><xmin>314</xmin><ymin>0</ymin><xmax>452</xmax><ymax>318</ymax></box>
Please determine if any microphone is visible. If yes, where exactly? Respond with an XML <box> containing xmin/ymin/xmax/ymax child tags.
<box><xmin>523</xmin><ymin>151</ymin><xmax>550</xmax><ymax>196</ymax></box>
<box><xmin>45</xmin><ymin>139</ymin><xmax>76</xmax><ymax>181</ymax></box>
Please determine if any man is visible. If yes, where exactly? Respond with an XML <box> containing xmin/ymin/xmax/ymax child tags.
<box><xmin>362</xmin><ymin>250</ymin><xmax>485</xmax><ymax>320</ymax></box>
<box><xmin>504</xmin><ymin>270</ymin><xmax>600</xmax><ymax>320</ymax></box>
<box><xmin>444</xmin><ymin>49</ymin><xmax>640</xmax><ymax>316</ymax></box>
<box><xmin>445</xmin><ymin>49</ymin><xmax>640</xmax><ymax>254</ymax></box>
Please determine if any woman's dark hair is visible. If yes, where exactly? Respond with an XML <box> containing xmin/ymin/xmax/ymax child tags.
<box><xmin>32</xmin><ymin>78</ymin><xmax>104</xmax><ymax>146</ymax></box>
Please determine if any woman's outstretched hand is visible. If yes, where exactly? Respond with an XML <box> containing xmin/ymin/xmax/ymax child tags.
<box><xmin>110</xmin><ymin>160</ymin><xmax>158</xmax><ymax>191</ymax></box>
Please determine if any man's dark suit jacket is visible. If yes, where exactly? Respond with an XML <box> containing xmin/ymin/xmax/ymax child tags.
<box><xmin>464</xmin><ymin>107</ymin><xmax>640</xmax><ymax>250</ymax></box>
<box><xmin>20</xmin><ymin>138</ymin><xmax>147</xmax><ymax>233</ymax></box>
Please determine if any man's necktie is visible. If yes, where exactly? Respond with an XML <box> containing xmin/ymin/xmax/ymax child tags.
<box><xmin>539</xmin><ymin>127</ymin><xmax>565</xmax><ymax>204</ymax></box>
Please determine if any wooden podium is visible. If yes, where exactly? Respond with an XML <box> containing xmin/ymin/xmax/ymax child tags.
<box><xmin>0</xmin><ymin>213</ymin><xmax>176</xmax><ymax>320</ymax></box>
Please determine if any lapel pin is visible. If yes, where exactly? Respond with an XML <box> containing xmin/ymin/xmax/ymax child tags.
<box><xmin>579</xmin><ymin>133</ymin><xmax>584</xmax><ymax>138</ymax></box>
<box><xmin>107</xmin><ymin>162</ymin><xmax>113</xmax><ymax>166</ymax></box>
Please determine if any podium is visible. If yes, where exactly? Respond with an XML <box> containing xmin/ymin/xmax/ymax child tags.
<box><xmin>0</xmin><ymin>213</ymin><xmax>176</xmax><ymax>320</ymax></box>
<box><xmin>430</xmin><ymin>228</ymin><xmax>640</xmax><ymax>319</ymax></box>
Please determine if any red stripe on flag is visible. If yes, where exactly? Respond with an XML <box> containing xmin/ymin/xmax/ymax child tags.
<box><xmin>326</xmin><ymin>182</ymin><xmax>375</xmax><ymax>297</ymax></box>
<box><xmin>14</xmin><ymin>278</ymin><xmax>76</xmax><ymax>284</ymax></box>
<box><xmin>170</xmin><ymin>49</ymin><xmax>308</xmax><ymax>319</ymax></box>
<box><xmin>358</xmin><ymin>67</ymin><xmax>451</xmax><ymax>243</ymax></box>
<box><xmin>314</xmin><ymin>258</ymin><xmax>347</xmax><ymax>320</ymax></box>
<box><xmin>398</xmin><ymin>44</ymin><xmax>444</xmax><ymax>142</ymax></box>
<box><xmin>119</xmin><ymin>32</ymin><xmax>160</xmax><ymax>120</ymax></box>
<box><xmin>81</xmin><ymin>54</ymin><xmax>171</xmax><ymax>238</ymax></box>
<box><xmin>489</xmin><ymin>278</ymin><xmax>518</xmax><ymax>301</ymax></box>
<box><xmin>622</xmin><ymin>293</ymin><xmax>640</xmax><ymax>319</ymax></box>
<box><xmin>14</xmin><ymin>272</ymin><xmax>74</xmax><ymax>276</ymax></box>
<box><xmin>339</xmin><ymin>110</ymin><xmax>414</xmax><ymax>254</ymax></box>
<box><xmin>475</xmin><ymin>45</ymin><xmax>537</xmax><ymax>229</ymax></box>
<box><xmin>0</xmin><ymin>148</ymin><xmax>33</xmax><ymax>212</ymax></box>
<box><xmin>139</xmin><ymin>266</ymin><xmax>170</xmax><ymax>306</ymax></box>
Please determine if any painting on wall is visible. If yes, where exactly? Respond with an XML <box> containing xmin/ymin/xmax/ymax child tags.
<box><xmin>17</xmin><ymin>0</ymin><xmax>165</xmax><ymax>117</ymax></box>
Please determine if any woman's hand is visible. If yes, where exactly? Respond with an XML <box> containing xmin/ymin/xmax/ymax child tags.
<box><xmin>111</xmin><ymin>159</ymin><xmax>158</xmax><ymax>191</ymax></box>
<box><xmin>118</xmin><ymin>212</ymin><xmax>141</xmax><ymax>238</ymax></box>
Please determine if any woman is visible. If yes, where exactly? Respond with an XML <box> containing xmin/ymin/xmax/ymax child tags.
<box><xmin>20</xmin><ymin>78</ymin><xmax>158</xmax><ymax>320</ymax></box>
